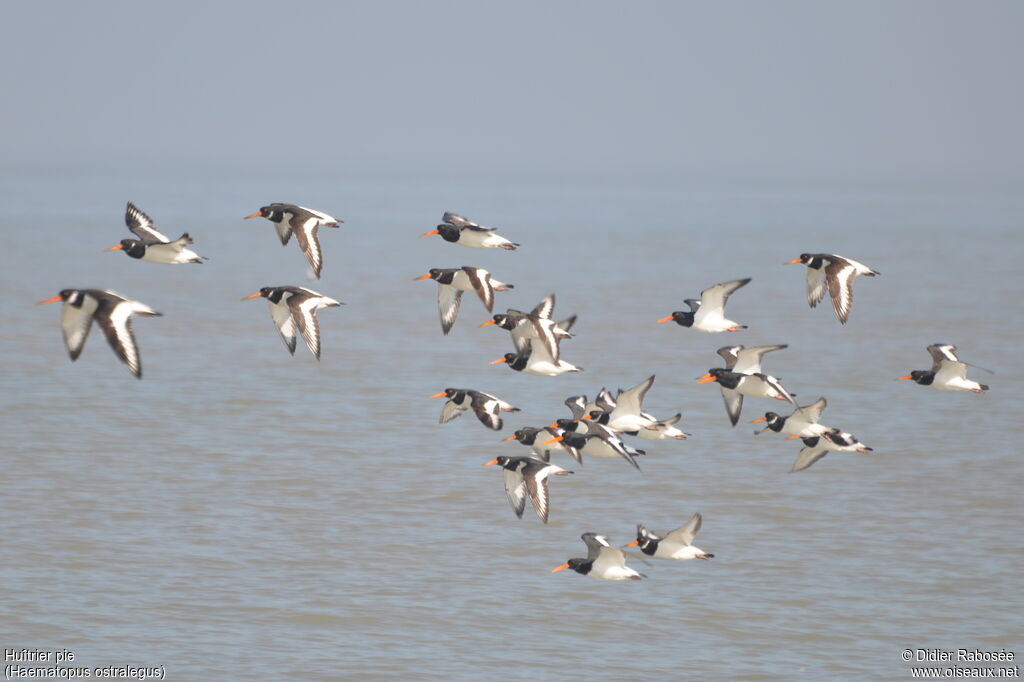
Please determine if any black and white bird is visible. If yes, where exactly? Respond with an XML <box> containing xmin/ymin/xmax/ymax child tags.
<box><xmin>244</xmin><ymin>204</ymin><xmax>342</xmax><ymax>279</ymax></box>
<box><xmin>501</xmin><ymin>426</ymin><xmax>576</xmax><ymax>462</ymax></box>
<box><xmin>37</xmin><ymin>289</ymin><xmax>162</xmax><ymax>379</ymax></box>
<box><xmin>551</xmin><ymin>533</ymin><xmax>644</xmax><ymax>580</ymax></box>
<box><xmin>483</xmin><ymin>455</ymin><xmax>572</xmax><ymax>524</ymax></box>
<box><xmin>658</xmin><ymin>278</ymin><xmax>751</xmax><ymax>332</ymax></box>
<box><xmin>546</xmin><ymin>420</ymin><xmax>643</xmax><ymax>470</ymax></box>
<box><xmin>414</xmin><ymin>266</ymin><xmax>513</xmax><ymax>335</ymax></box>
<box><xmin>585</xmin><ymin>378</ymin><xmax>689</xmax><ymax>440</ymax></box>
<box><xmin>790</xmin><ymin>430</ymin><xmax>874</xmax><ymax>473</ymax></box>
<box><xmin>431</xmin><ymin>388</ymin><xmax>519</xmax><ymax>430</ymax></box>
<box><xmin>106</xmin><ymin>202</ymin><xmax>205</xmax><ymax>264</ymax></box>
<box><xmin>597</xmin><ymin>375</ymin><xmax>659</xmax><ymax>432</ymax></box>
<box><xmin>898</xmin><ymin>343</ymin><xmax>991</xmax><ymax>393</ymax></box>
<box><xmin>420</xmin><ymin>212</ymin><xmax>519</xmax><ymax>250</ymax></box>
<box><xmin>479</xmin><ymin>294</ymin><xmax>575</xmax><ymax>362</ymax></box>
<box><xmin>697</xmin><ymin>368</ymin><xmax>798</xmax><ymax>426</ymax></box>
<box><xmin>241</xmin><ymin>286</ymin><xmax>343</xmax><ymax>359</ymax></box>
<box><xmin>751</xmin><ymin>397</ymin><xmax>834</xmax><ymax>439</ymax></box>
<box><xmin>491</xmin><ymin>339</ymin><xmax>582</xmax><ymax>376</ymax></box>
<box><xmin>625</xmin><ymin>513</ymin><xmax>714</xmax><ymax>560</ymax></box>
<box><xmin>786</xmin><ymin>253</ymin><xmax>878</xmax><ymax>324</ymax></box>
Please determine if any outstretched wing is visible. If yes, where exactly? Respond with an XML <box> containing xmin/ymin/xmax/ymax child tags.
<box><xmin>125</xmin><ymin>202</ymin><xmax>170</xmax><ymax>242</ymax></box>
<box><xmin>825</xmin><ymin>258</ymin><xmax>857</xmax><ymax>324</ymax></box>
<box><xmin>60</xmin><ymin>295</ymin><xmax>99</xmax><ymax>361</ymax></box>
<box><xmin>806</xmin><ymin>267</ymin><xmax>827</xmax><ymax>308</ymax></box>
<box><xmin>501</xmin><ymin>469</ymin><xmax>528</xmax><ymax>519</ymax></box>
<box><xmin>291</xmin><ymin>218</ymin><xmax>324</xmax><ymax>278</ymax></box>
<box><xmin>732</xmin><ymin>345</ymin><xmax>787</xmax><ymax>375</ymax></box>
<box><xmin>437</xmin><ymin>284</ymin><xmax>463</xmax><ymax>335</ymax></box>
<box><xmin>701</xmin><ymin>278</ymin><xmax>751</xmax><ymax>313</ymax></box>
<box><xmin>926</xmin><ymin>344</ymin><xmax>959</xmax><ymax>372</ymax></box>
<box><xmin>721</xmin><ymin>386</ymin><xmax>743</xmax><ymax>426</ymax></box>
<box><xmin>665</xmin><ymin>512</ymin><xmax>702</xmax><ymax>546</ymax></box>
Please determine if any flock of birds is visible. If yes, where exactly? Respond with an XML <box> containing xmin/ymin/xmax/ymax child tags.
<box><xmin>36</xmin><ymin>204</ymin><xmax>993</xmax><ymax>580</ymax></box>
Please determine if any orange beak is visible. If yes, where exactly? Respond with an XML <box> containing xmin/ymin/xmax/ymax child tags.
<box><xmin>897</xmin><ymin>375</ymin><xmax>913</xmax><ymax>380</ymax></box>
<box><xmin>429</xmin><ymin>392</ymin><xmax>447</xmax><ymax>398</ymax></box>
<box><xmin>501</xmin><ymin>435</ymin><xmax>516</xmax><ymax>441</ymax></box>
<box><xmin>241</xmin><ymin>292</ymin><xmax>262</xmax><ymax>301</ymax></box>
<box><xmin>624</xmin><ymin>540</ymin><xmax>639</xmax><ymax>547</ymax></box>
<box><xmin>785</xmin><ymin>434</ymin><xmax>802</xmax><ymax>440</ymax></box>
<box><xmin>489</xmin><ymin>357</ymin><xmax>508</xmax><ymax>365</ymax></box>
<box><xmin>413</xmin><ymin>273</ymin><xmax>432</xmax><ymax>281</ymax></box>
<box><xmin>550</xmin><ymin>563</ymin><xmax>570</xmax><ymax>574</ymax></box>
<box><xmin>785</xmin><ymin>258</ymin><xmax>802</xmax><ymax>265</ymax></box>
<box><xmin>483</xmin><ymin>459</ymin><xmax>499</xmax><ymax>466</ymax></box>
<box><xmin>750</xmin><ymin>416</ymin><xmax>767</xmax><ymax>423</ymax></box>
<box><xmin>36</xmin><ymin>295</ymin><xmax>62</xmax><ymax>305</ymax></box>
<box><xmin>696</xmin><ymin>374</ymin><xmax>716</xmax><ymax>384</ymax></box>
<box><xmin>244</xmin><ymin>212</ymin><xmax>262</xmax><ymax>219</ymax></box>
<box><xmin>478</xmin><ymin>319</ymin><xmax>496</xmax><ymax>328</ymax></box>
<box><xmin>419</xmin><ymin>229</ymin><xmax>439</xmax><ymax>237</ymax></box>
<box><xmin>580</xmin><ymin>414</ymin><xmax>592</xmax><ymax>421</ymax></box>
<box><xmin>105</xmin><ymin>244</ymin><xmax>123</xmax><ymax>251</ymax></box>
<box><xmin>657</xmin><ymin>315</ymin><xmax>673</xmax><ymax>323</ymax></box>
<box><xmin>543</xmin><ymin>436</ymin><xmax>564</xmax><ymax>445</ymax></box>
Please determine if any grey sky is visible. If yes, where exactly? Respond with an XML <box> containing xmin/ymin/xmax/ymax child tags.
<box><xmin>4</xmin><ymin>1</ymin><xmax>1021</xmax><ymax>188</ymax></box>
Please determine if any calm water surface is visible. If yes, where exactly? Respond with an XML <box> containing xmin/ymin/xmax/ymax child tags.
<box><xmin>1</xmin><ymin>174</ymin><xmax>1021</xmax><ymax>680</ymax></box>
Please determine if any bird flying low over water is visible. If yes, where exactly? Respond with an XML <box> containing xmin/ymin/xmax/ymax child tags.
<box><xmin>502</xmin><ymin>426</ymin><xmax>574</xmax><ymax>462</ymax></box>
<box><xmin>790</xmin><ymin>430</ymin><xmax>873</xmax><ymax>473</ymax></box>
<box><xmin>752</xmin><ymin>397</ymin><xmax>834</xmax><ymax>439</ymax></box>
<box><xmin>106</xmin><ymin>202</ymin><xmax>205</xmax><ymax>264</ymax></box>
<box><xmin>658</xmin><ymin>278</ymin><xmax>751</xmax><ymax>332</ymax></box>
<box><xmin>414</xmin><ymin>266</ymin><xmax>513</xmax><ymax>335</ymax></box>
<box><xmin>242</xmin><ymin>286</ymin><xmax>343</xmax><ymax>359</ymax></box>
<box><xmin>546</xmin><ymin>420</ymin><xmax>642</xmax><ymax>469</ymax></box>
<box><xmin>37</xmin><ymin>289</ymin><xmax>162</xmax><ymax>379</ymax></box>
<box><xmin>491</xmin><ymin>339</ymin><xmax>582</xmax><ymax>376</ymax></box>
<box><xmin>244</xmin><ymin>204</ymin><xmax>342</xmax><ymax>279</ymax></box>
<box><xmin>420</xmin><ymin>212</ymin><xmax>519</xmax><ymax>250</ymax></box>
<box><xmin>625</xmin><ymin>512</ymin><xmax>714</xmax><ymax>560</ymax></box>
<box><xmin>551</xmin><ymin>533</ymin><xmax>645</xmax><ymax>580</ymax></box>
<box><xmin>479</xmin><ymin>293</ymin><xmax>575</xmax><ymax>363</ymax></box>
<box><xmin>484</xmin><ymin>455</ymin><xmax>572</xmax><ymax>524</ymax></box>
<box><xmin>897</xmin><ymin>343</ymin><xmax>991</xmax><ymax>393</ymax></box>
<box><xmin>785</xmin><ymin>253</ymin><xmax>878</xmax><ymax>324</ymax></box>
<box><xmin>431</xmin><ymin>388</ymin><xmax>519</xmax><ymax>430</ymax></box>
<box><xmin>697</xmin><ymin>368</ymin><xmax>797</xmax><ymax>426</ymax></box>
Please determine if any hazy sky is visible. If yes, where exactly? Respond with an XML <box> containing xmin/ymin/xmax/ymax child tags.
<box><xmin>3</xmin><ymin>1</ymin><xmax>1021</xmax><ymax>188</ymax></box>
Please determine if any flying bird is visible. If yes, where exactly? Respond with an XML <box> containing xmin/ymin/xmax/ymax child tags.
<box><xmin>420</xmin><ymin>212</ymin><xmax>519</xmax><ymax>250</ymax></box>
<box><xmin>697</xmin><ymin>368</ymin><xmax>797</xmax><ymax>426</ymax></box>
<box><xmin>658</xmin><ymin>278</ymin><xmax>751</xmax><ymax>332</ymax></box>
<box><xmin>484</xmin><ymin>455</ymin><xmax>572</xmax><ymax>524</ymax></box>
<box><xmin>242</xmin><ymin>286</ymin><xmax>343</xmax><ymax>359</ymax></box>
<box><xmin>786</xmin><ymin>253</ymin><xmax>878</xmax><ymax>324</ymax></box>
<box><xmin>790</xmin><ymin>430</ymin><xmax>873</xmax><ymax>473</ymax></box>
<box><xmin>106</xmin><ymin>202</ymin><xmax>205</xmax><ymax>264</ymax></box>
<box><xmin>37</xmin><ymin>289</ymin><xmax>161</xmax><ymax>379</ymax></box>
<box><xmin>244</xmin><ymin>204</ymin><xmax>342</xmax><ymax>278</ymax></box>
<box><xmin>479</xmin><ymin>294</ymin><xmax>575</xmax><ymax>362</ymax></box>
<box><xmin>414</xmin><ymin>266</ymin><xmax>513</xmax><ymax>335</ymax></box>
<box><xmin>751</xmin><ymin>397</ymin><xmax>833</xmax><ymax>439</ymax></box>
<box><xmin>897</xmin><ymin>343</ymin><xmax>991</xmax><ymax>393</ymax></box>
<box><xmin>431</xmin><ymin>388</ymin><xmax>519</xmax><ymax>430</ymax></box>
<box><xmin>551</xmin><ymin>533</ymin><xmax>644</xmax><ymax>580</ymax></box>
<box><xmin>491</xmin><ymin>339</ymin><xmax>582</xmax><ymax>376</ymax></box>
<box><xmin>625</xmin><ymin>513</ymin><xmax>714</xmax><ymax>560</ymax></box>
